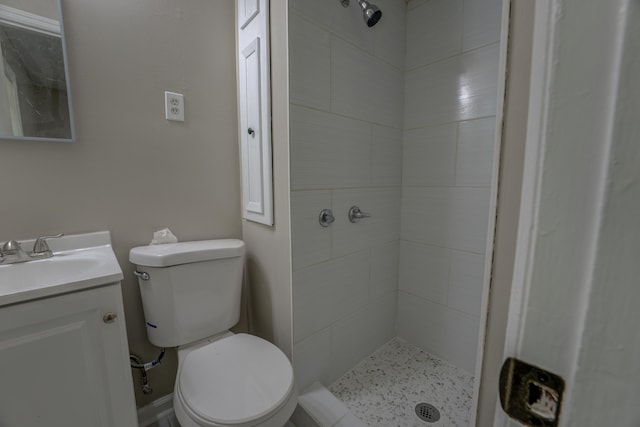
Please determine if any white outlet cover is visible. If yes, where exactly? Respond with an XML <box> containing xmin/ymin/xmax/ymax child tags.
<box><xmin>165</xmin><ymin>91</ymin><xmax>185</xmax><ymax>122</ymax></box>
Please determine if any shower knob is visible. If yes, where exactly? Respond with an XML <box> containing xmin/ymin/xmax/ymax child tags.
<box><xmin>319</xmin><ymin>209</ymin><xmax>335</xmax><ymax>227</ymax></box>
<box><xmin>348</xmin><ymin>206</ymin><xmax>371</xmax><ymax>223</ymax></box>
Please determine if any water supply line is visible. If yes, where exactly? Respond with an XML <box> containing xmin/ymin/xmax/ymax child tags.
<box><xmin>130</xmin><ymin>349</ymin><xmax>165</xmax><ymax>395</ymax></box>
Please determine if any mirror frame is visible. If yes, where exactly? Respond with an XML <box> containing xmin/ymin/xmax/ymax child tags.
<box><xmin>0</xmin><ymin>0</ymin><xmax>75</xmax><ymax>142</ymax></box>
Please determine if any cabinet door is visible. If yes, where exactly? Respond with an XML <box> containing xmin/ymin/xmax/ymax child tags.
<box><xmin>237</xmin><ymin>0</ymin><xmax>273</xmax><ymax>226</ymax></box>
<box><xmin>0</xmin><ymin>285</ymin><xmax>137</xmax><ymax>427</ymax></box>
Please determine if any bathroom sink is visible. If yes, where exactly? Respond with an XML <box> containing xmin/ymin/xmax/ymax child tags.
<box><xmin>0</xmin><ymin>231</ymin><xmax>123</xmax><ymax>307</ymax></box>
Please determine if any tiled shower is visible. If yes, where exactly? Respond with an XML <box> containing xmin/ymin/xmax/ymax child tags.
<box><xmin>289</xmin><ymin>0</ymin><xmax>503</xmax><ymax>413</ymax></box>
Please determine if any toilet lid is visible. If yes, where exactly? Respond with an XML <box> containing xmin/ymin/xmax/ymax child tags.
<box><xmin>178</xmin><ymin>334</ymin><xmax>294</xmax><ymax>426</ymax></box>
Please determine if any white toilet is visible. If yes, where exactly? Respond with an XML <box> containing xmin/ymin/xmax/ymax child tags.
<box><xmin>129</xmin><ymin>239</ymin><xmax>296</xmax><ymax>427</ymax></box>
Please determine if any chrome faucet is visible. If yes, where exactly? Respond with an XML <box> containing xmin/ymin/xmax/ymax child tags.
<box><xmin>31</xmin><ymin>233</ymin><xmax>64</xmax><ymax>258</ymax></box>
<box><xmin>1</xmin><ymin>240</ymin><xmax>31</xmax><ymax>264</ymax></box>
<box><xmin>0</xmin><ymin>233</ymin><xmax>64</xmax><ymax>264</ymax></box>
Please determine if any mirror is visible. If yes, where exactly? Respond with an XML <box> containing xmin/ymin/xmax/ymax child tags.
<box><xmin>0</xmin><ymin>0</ymin><xmax>74</xmax><ymax>141</ymax></box>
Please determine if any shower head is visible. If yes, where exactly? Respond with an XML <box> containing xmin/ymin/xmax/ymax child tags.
<box><xmin>340</xmin><ymin>0</ymin><xmax>382</xmax><ymax>28</ymax></box>
<box><xmin>358</xmin><ymin>0</ymin><xmax>382</xmax><ymax>27</ymax></box>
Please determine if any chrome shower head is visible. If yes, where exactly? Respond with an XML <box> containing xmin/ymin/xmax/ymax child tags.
<box><xmin>358</xmin><ymin>0</ymin><xmax>382</xmax><ymax>27</ymax></box>
<box><xmin>340</xmin><ymin>0</ymin><xmax>382</xmax><ymax>28</ymax></box>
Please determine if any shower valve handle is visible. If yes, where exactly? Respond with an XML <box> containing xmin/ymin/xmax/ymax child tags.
<box><xmin>319</xmin><ymin>209</ymin><xmax>335</xmax><ymax>227</ymax></box>
<box><xmin>348</xmin><ymin>206</ymin><xmax>371</xmax><ymax>223</ymax></box>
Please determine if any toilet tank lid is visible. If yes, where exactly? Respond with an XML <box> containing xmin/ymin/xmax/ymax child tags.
<box><xmin>129</xmin><ymin>239</ymin><xmax>245</xmax><ymax>267</ymax></box>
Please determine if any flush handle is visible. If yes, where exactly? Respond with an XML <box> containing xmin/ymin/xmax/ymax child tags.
<box><xmin>133</xmin><ymin>270</ymin><xmax>150</xmax><ymax>281</ymax></box>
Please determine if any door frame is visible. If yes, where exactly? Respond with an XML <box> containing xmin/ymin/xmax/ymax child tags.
<box><xmin>491</xmin><ymin>1</ymin><xmax>554</xmax><ymax>423</ymax></box>
<box><xmin>469</xmin><ymin>0</ymin><xmax>514</xmax><ymax>423</ymax></box>
<box><xmin>491</xmin><ymin>0</ymin><xmax>631</xmax><ymax>424</ymax></box>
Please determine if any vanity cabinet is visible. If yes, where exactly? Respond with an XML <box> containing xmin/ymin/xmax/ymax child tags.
<box><xmin>0</xmin><ymin>283</ymin><xmax>137</xmax><ymax>427</ymax></box>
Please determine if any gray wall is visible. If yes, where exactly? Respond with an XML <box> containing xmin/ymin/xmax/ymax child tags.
<box><xmin>241</xmin><ymin>0</ymin><xmax>294</xmax><ymax>360</ymax></box>
<box><xmin>0</xmin><ymin>0</ymin><xmax>240</xmax><ymax>407</ymax></box>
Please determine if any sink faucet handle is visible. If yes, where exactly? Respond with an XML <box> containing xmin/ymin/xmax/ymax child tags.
<box><xmin>32</xmin><ymin>233</ymin><xmax>64</xmax><ymax>256</ymax></box>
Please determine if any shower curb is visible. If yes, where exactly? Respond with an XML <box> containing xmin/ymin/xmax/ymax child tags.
<box><xmin>294</xmin><ymin>382</ymin><xmax>367</xmax><ymax>427</ymax></box>
<box><xmin>137</xmin><ymin>393</ymin><xmax>176</xmax><ymax>427</ymax></box>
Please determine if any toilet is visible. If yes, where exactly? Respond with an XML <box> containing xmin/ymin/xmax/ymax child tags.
<box><xmin>129</xmin><ymin>239</ymin><xmax>296</xmax><ymax>427</ymax></box>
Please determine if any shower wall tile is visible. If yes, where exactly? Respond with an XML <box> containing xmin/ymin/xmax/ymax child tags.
<box><xmin>294</xmin><ymin>328</ymin><xmax>332</xmax><ymax>391</ymax></box>
<box><xmin>463</xmin><ymin>0</ymin><xmax>503</xmax><ymax>51</ymax></box>
<box><xmin>402</xmin><ymin>123</ymin><xmax>457</xmax><ymax>186</ymax></box>
<box><xmin>331</xmin><ymin>1</ymin><xmax>377</xmax><ymax>54</ymax></box>
<box><xmin>289</xmin><ymin>13</ymin><xmax>331</xmax><ymax>111</ymax></box>
<box><xmin>291</xmin><ymin>191</ymin><xmax>332</xmax><ymax>270</ymax></box>
<box><xmin>293</xmin><ymin>251</ymin><xmax>369</xmax><ymax>342</ymax></box>
<box><xmin>407</xmin><ymin>0</ymin><xmax>428</xmax><ymax>10</ymax></box>
<box><xmin>405</xmin><ymin>0</ymin><xmax>463</xmax><ymax>69</ymax></box>
<box><xmin>289</xmin><ymin>0</ymin><xmax>502</xmax><ymax>383</ymax></box>
<box><xmin>455</xmin><ymin>117</ymin><xmax>496</xmax><ymax>187</ymax></box>
<box><xmin>371</xmin><ymin>125</ymin><xmax>403</xmax><ymax>186</ymax></box>
<box><xmin>290</xmin><ymin>105</ymin><xmax>371</xmax><ymax>190</ymax></box>
<box><xmin>404</xmin><ymin>42</ymin><xmax>500</xmax><ymax>129</ymax></box>
<box><xmin>291</xmin><ymin>0</ymin><xmax>406</xmax><ymax>59</ymax></box>
<box><xmin>332</xmin><ymin>38</ymin><xmax>404</xmax><ymax>128</ymax></box>
<box><xmin>330</xmin><ymin>291</ymin><xmax>397</xmax><ymax>380</ymax></box>
<box><xmin>373</xmin><ymin>0</ymin><xmax>407</xmax><ymax>69</ymax></box>
<box><xmin>370</xmin><ymin>240</ymin><xmax>400</xmax><ymax>297</ymax></box>
<box><xmin>448</xmin><ymin>250</ymin><xmax>486</xmax><ymax>316</ymax></box>
<box><xmin>289</xmin><ymin>0</ymin><xmax>334</xmax><ymax>33</ymax></box>
<box><xmin>396</xmin><ymin>291</ymin><xmax>479</xmax><ymax>373</ymax></box>
<box><xmin>401</xmin><ymin>186</ymin><xmax>490</xmax><ymax>253</ymax></box>
<box><xmin>398</xmin><ymin>241</ymin><xmax>450</xmax><ymax>304</ymax></box>
<box><xmin>332</xmin><ymin>188</ymin><xmax>401</xmax><ymax>257</ymax></box>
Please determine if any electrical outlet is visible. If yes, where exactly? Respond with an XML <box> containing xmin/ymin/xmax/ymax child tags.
<box><xmin>165</xmin><ymin>91</ymin><xmax>185</xmax><ymax>122</ymax></box>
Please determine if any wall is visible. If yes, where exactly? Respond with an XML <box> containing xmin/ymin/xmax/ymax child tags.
<box><xmin>288</xmin><ymin>0</ymin><xmax>406</xmax><ymax>391</ymax></box>
<box><xmin>241</xmin><ymin>0</ymin><xmax>294</xmax><ymax>359</ymax></box>
<box><xmin>397</xmin><ymin>0</ymin><xmax>502</xmax><ymax>373</ymax></box>
<box><xmin>0</xmin><ymin>0</ymin><xmax>240</xmax><ymax>407</ymax></box>
<box><xmin>570</xmin><ymin>2</ymin><xmax>640</xmax><ymax>422</ymax></box>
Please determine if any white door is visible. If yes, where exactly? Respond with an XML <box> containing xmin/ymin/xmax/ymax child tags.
<box><xmin>0</xmin><ymin>285</ymin><xmax>138</xmax><ymax>427</ymax></box>
<box><xmin>495</xmin><ymin>0</ymin><xmax>640</xmax><ymax>425</ymax></box>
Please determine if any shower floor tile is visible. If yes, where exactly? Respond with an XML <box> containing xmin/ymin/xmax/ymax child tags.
<box><xmin>329</xmin><ymin>337</ymin><xmax>474</xmax><ymax>426</ymax></box>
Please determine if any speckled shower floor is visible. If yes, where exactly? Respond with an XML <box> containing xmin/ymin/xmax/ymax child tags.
<box><xmin>329</xmin><ymin>337</ymin><xmax>474</xmax><ymax>427</ymax></box>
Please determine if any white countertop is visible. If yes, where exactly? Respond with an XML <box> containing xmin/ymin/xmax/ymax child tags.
<box><xmin>0</xmin><ymin>231</ymin><xmax>123</xmax><ymax>307</ymax></box>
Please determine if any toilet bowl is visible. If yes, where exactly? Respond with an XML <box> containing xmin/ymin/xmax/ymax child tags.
<box><xmin>173</xmin><ymin>334</ymin><xmax>296</xmax><ymax>427</ymax></box>
<box><xmin>129</xmin><ymin>240</ymin><xmax>297</xmax><ymax>427</ymax></box>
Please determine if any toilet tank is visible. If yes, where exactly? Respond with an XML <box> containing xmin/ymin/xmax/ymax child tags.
<box><xmin>129</xmin><ymin>239</ymin><xmax>245</xmax><ymax>348</ymax></box>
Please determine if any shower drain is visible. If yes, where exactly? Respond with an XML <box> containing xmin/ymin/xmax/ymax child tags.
<box><xmin>415</xmin><ymin>403</ymin><xmax>441</xmax><ymax>423</ymax></box>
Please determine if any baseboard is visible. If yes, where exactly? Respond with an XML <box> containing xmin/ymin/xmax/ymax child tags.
<box><xmin>137</xmin><ymin>393</ymin><xmax>175</xmax><ymax>427</ymax></box>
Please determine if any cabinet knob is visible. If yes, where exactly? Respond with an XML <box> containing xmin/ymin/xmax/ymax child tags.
<box><xmin>103</xmin><ymin>312</ymin><xmax>118</xmax><ymax>324</ymax></box>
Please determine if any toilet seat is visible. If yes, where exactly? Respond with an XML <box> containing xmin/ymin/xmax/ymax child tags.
<box><xmin>176</xmin><ymin>334</ymin><xmax>295</xmax><ymax>426</ymax></box>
